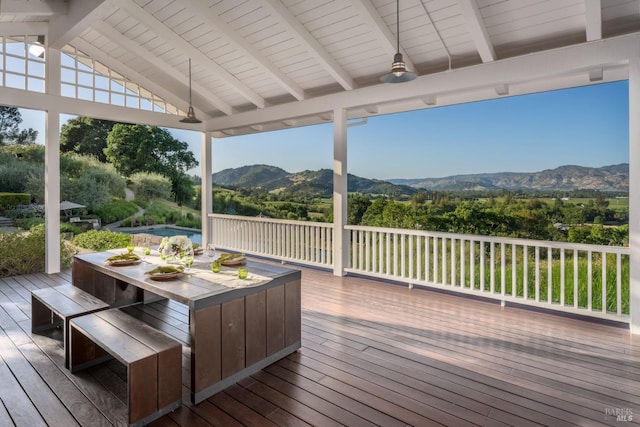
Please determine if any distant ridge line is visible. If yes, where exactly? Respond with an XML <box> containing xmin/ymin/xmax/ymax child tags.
<box><xmin>213</xmin><ymin>163</ymin><xmax>629</xmax><ymax>194</ymax></box>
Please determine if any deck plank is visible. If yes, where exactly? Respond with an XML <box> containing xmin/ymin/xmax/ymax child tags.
<box><xmin>1</xmin><ymin>262</ymin><xmax>639</xmax><ymax>426</ymax></box>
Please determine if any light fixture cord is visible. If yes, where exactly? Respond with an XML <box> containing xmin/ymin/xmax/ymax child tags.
<box><xmin>396</xmin><ymin>0</ymin><xmax>400</xmax><ymax>53</ymax></box>
<box><xmin>188</xmin><ymin>58</ymin><xmax>193</xmax><ymax>106</ymax></box>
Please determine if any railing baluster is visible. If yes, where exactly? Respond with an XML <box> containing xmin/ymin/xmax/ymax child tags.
<box><xmin>573</xmin><ymin>249</ymin><xmax>579</xmax><ymax>308</ymax></box>
<box><xmin>470</xmin><ymin>239</ymin><xmax>475</xmax><ymax>290</ymax></box>
<box><xmin>547</xmin><ymin>246</ymin><xmax>552</xmax><ymax>303</ymax></box>
<box><xmin>602</xmin><ymin>253</ymin><xmax>607</xmax><ymax>313</ymax></box>
<box><xmin>560</xmin><ymin>249</ymin><xmax>565</xmax><ymax>306</ymax></box>
<box><xmin>490</xmin><ymin>241</ymin><xmax>495</xmax><ymax>294</ymax></box>
<box><xmin>408</xmin><ymin>234</ymin><xmax>413</xmax><ymax>279</ymax></box>
<box><xmin>500</xmin><ymin>242</ymin><xmax>505</xmax><ymax>298</ymax></box>
<box><xmin>617</xmin><ymin>253</ymin><xmax>622</xmax><ymax>315</ymax></box>
<box><xmin>386</xmin><ymin>232</ymin><xmax>391</xmax><ymax>276</ymax></box>
<box><xmin>479</xmin><ymin>241</ymin><xmax>485</xmax><ymax>292</ymax></box>
<box><xmin>535</xmin><ymin>246</ymin><xmax>540</xmax><ymax>302</ymax></box>
<box><xmin>587</xmin><ymin>251</ymin><xmax>593</xmax><ymax>311</ymax></box>
<box><xmin>523</xmin><ymin>245</ymin><xmax>528</xmax><ymax>300</ymax></box>
<box><xmin>451</xmin><ymin>238</ymin><xmax>457</xmax><ymax>286</ymax></box>
<box><xmin>460</xmin><ymin>239</ymin><xmax>465</xmax><ymax>288</ymax></box>
<box><xmin>425</xmin><ymin>236</ymin><xmax>430</xmax><ymax>282</ymax></box>
<box><xmin>441</xmin><ymin>237</ymin><xmax>447</xmax><ymax>284</ymax></box>
<box><xmin>417</xmin><ymin>235</ymin><xmax>423</xmax><ymax>281</ymax></box>
<box><xmin>511</xmin><ymin>244</ymin><xmax>517</xmax><ymax>297</ymax></box>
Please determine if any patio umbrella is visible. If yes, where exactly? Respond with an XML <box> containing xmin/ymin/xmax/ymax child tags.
<box><xmin>60</xmin><ymin>201</ymin><xmax>85</xmax><ymax>211</ymax></box>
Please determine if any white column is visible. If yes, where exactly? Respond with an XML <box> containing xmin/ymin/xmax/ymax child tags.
<box><xmin>629</xmin><ymin>55</ymin><xmax>640</xmax><ymax>333</ymax></box>
<box><xmin>201</xmin><ymin>131</ymin><xmax>213</xmax><ymax>245</ymax></box>
<box><xmin>332</xmin><ymin>108</ymin><xmax>348</xmax><ymax>276</ymax></box>
<box><xmin>45</xmin><ymin>48</ymin><xmax>61</xmax><ymax>273</ymax></box>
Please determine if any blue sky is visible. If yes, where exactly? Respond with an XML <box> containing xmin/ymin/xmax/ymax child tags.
<box><xmin>19</xmin><ymin>80</ymin><xmax>629</xmax><ymax>180</ymax></box>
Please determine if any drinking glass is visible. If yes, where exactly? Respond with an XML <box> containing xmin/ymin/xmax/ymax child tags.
<box><xmin>237</xmin><ymin>266</ymin><xmax>248</xmax><ymax>279</ymax></box>
<box><xmin>182</xmin><ymin>247</ymin><xmax>195</xmax><ymax>273</ymax></box>
<box><xmin>141</xmin><ymin>239</ymin><xmax>151</xmax><ymax>261</ymax></box>
<box><xmin>206</xmin><ymin>243</ymin><xmax>216</xmax><ymax>259</ymax></box>
<box><xmin>126</xmin><ymin>236</ymin><xmax>135</xmax><ymax>253</ymax></box>
<box><xmin>210</xmin><ymin>261</ymin><xmax>221</xmax><ymax>273</ymax></box>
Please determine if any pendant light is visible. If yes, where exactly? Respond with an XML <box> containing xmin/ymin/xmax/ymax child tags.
<box><xmin>180</xmin><ymin>58</ymin><xmax>202</xmax><ymax>123</ymax></box>
<box><xmin>380</xmin><ymin>0</ymin><xmax>416</xmax><ymax>83</ymax></box>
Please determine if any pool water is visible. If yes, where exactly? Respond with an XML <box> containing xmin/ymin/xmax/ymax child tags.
<box><xmin>131</xmin><ymin>227</ymin><xmax>202</xmax><ymax>245</ymax></box>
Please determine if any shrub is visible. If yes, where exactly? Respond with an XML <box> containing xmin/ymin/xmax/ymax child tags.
<box><xmin>95</xmin><ymin>199</ymin><xmax>139</xmax><ymax>224</ymax></box>
<box><xmin>0</xmin><ymin>224</ymin><xmax>75</xmax><ymax>277</ymax></box>
<box><xmin>175</xmin><ymin>216</ymin><xmax>201</xmax><ymax>229</ymax></box>
<box><xmin>129</xmin><ymin>172</ymin><xmax>172</xmax><ymax>202</ymax></box>
<box><xmin>60</xmin><ymin>222</ymin><xmax>83</xmax><ymax>235</ymax></box>
<box><xmin>15</xmin><ymin>217</ymin><xmax>44</xmax><ymax>230</ymax></box>
<box><xmin>71</xmin><ymin>229</ymin><xmax>131</xmax><ymax>251</ymax></box>
<box><xmin>0</xmin><ymin>192</ymin><xmax>31</xmax><ymax>209</ymax></box>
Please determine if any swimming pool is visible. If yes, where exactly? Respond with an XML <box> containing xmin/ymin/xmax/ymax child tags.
<box><xmin>129</xmin><ymin>226</ymin><xmax>202</xmax><ymax>244</ymax></box>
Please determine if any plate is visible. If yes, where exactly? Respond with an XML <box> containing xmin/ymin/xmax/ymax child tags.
<box><xmin>221</xmin><ymin>257</ymin><xmax>246</xmax><ymax>266</ymax></box>
<box><xmin>149</xmin><ymin>272</ymin><xmax>180</xmax><ymax>281</ymax></box>
<box><xmin>108</xmin><ymin>259</ymin><xmax>141</xmax><ymax>266</ymax></box>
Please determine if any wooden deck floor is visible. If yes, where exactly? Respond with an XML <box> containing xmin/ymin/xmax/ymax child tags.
<box><xmin>1</xmin><ymin>260</ymin><xmax>640</xmax><ymax>426</ymax></box>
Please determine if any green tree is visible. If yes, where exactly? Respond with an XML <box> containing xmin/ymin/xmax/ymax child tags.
<box><xmin>169</xmin><ymin>172</ymin><xmax>195</xmax><ymax>206</ymax></box>
<box><xmin>348</xmin><ymin>194</ymin><xmax>371</xmax><ymax>225</ymax></box>
<box><xmin>60</xmin><ymin>117</ymin><xmax>116</xmax><ymax>161</ymax></box>
<box><xmin>0</xmin><ymin>107</ymin><xmax>38</xmax><ymax>145</ymax></box>
<box><xmin>105</xmin><ymin>124</ymin><xmax>197</xmax><ymax>177</ymax></box>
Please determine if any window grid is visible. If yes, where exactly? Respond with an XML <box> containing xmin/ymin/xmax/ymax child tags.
<box><xmin>0</xmin><ymin>36</ymin><xmax>45</xmax><ymax>93</ymax></box>
<box><xmin>0</xmin><ymin>40</ymin><xmax>182</xmax><ymax>116</ymax></box>
<box><xmin>60</xmin><ymin>46</ymin><xmax>183</xmax><ymax>116</ymax></box>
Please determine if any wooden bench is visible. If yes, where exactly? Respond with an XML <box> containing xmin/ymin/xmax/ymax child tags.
<box><xmin>31</xmin><ymin>284</ymin><xmax>110</xmax><ymax>368</ymax></box>
<box><xmin>69</xmin><ymin>309</ymin><xmax>182</xmax><ymax>427</ymax></box>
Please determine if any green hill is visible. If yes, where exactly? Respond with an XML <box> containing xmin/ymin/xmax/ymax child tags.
<box><xmin>213</xmin><ymin>165</ymin><xmax>417</xmax><ymax>198</ymax></box>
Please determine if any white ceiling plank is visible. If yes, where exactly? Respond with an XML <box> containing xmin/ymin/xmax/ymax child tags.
<box><xmin>112</xmin><ymin>0</ymin><xmax>265</xmax><ymax>108</ymax></box>
<box><xmin>0</xmin><ymin>0</ymin><xmax>68</xmax><ymax>16</ymax></box>
<box><xmin>180</xmin><ymin>0</ymin><xmax>306</xmax><ymax>101</ymax></box>
<box><xmin>207</xmin><ymin>33</ymin><xmax>638</xmax><ymax>131</ymax></box>
<box><xmin>71</xmin><ymin>37</ymin><xmax>211</xmax><ymax>120</ymax></box>
<box><xmin>585</xmin><ymin>0</ymin><xmax>602</xmax><ymax>41</ymax></box>
<box><xmin>258</xmin><ymin>0</ymin><xmax>355</xmax><ymax>90</ymax></box>
<box><xmin>92</xmin><ymin>20</ymin><xmax>233</xmax><ymax>116</ymax></box>
<box><xmin>350</xmin><ymin>0</ymin><xmax>417</xmax><ymax>73</ymax></box>
<box><xmin>458</xmin><ymin>0</ymin><xmax>496</xmax><ymax>62</ymax></box>
<box><xmin>48</xmin><ymin>0</ymin><xmax>115</xmax><ymax>49</ymax></box>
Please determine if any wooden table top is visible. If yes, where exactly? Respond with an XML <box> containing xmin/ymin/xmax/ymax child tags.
<box><xmin>74</xmin><ymin>250</ymin><xmax>300</xmax><ymax>310</ymax></box>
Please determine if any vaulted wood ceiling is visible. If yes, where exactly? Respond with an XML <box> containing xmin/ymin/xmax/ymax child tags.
<box><xmin>1</xmin><ymin>0</ymin><xmax>639</xmax><ymax>136</ymax></box>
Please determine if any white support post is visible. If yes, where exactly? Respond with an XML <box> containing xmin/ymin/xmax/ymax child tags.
<box><xmin>332</xmin><ymin>108</ymin><xmax>348</xmax><ymax>276</ymax></box>
<box><xmin>45</xmin><ymin>48</ymin><xmax>61</xmax><ymax>273</ymax></box>
<box><xmin>201</xmin><ymin>131</ymin><xmax>213</xmax><ymax>245</ymax></box>
<box><xmin>629</xmin><ymin>54</ymin><xmax>640</xmax><ymax>333</ymax></box>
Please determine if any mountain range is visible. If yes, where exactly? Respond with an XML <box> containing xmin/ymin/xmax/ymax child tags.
<box><xmin>212</xmin><ymin>163</ymin><xmax>629</xmax><ymax>196</ymax></box>
<box><xmin>212</xmin><ymin>165</ymin><xmax>417</xmax><ymax>198</ymax></box>
<box><xmin>389</xmin><ymin>164</ymin><xmax>628</xmax><ymax>191</ymax></box>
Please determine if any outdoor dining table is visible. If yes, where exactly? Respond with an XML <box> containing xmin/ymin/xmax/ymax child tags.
<box><xmin>71</xmin><ymin>250</ymin><xmax>301</xmax><ymax>404</ymax></box>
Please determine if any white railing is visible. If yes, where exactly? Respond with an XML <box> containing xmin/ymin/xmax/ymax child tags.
<box><xmin>346</xmin><ymin>225</ymin><xmax>630</xmax><ymax>323</ymax></box>
<box><xmin>210</xmin><ymin>214</ymin><xmax>333</xmax><ymax>268</ymax></box>
<box><xmin>210</xmin><ymin>215</ymin><xmax>630</xmax><ymax>323</ymax></box>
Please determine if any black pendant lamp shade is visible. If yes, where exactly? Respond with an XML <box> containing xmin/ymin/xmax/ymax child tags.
<box><xmin>180</xmin><ymin>58</ymin><xmax>202</xmax><ymax>123</ymax></box>
<box><xmin>380</xmin><ymin>0</ymin><xmax>416</xmax><ymax>83</ymax></box>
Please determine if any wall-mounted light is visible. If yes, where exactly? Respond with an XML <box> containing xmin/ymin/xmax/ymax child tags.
<box><xmin>28</xmin><ymin>35</ymin><xmax>45</xmax><ymax>58</ymax></box>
